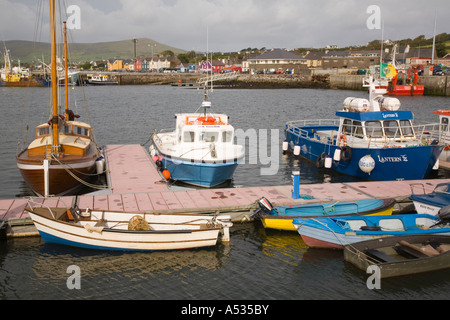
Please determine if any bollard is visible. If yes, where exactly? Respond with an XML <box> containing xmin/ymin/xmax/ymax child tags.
<box><xmin>292</xmin><ymin>170</ymin><xmax>300</xmax><ymax>199</ymax></box>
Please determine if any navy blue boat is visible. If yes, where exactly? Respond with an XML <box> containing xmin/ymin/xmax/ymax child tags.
<box><xmin>283</xmin><ymin>76</ymin><xmax>444</xmax><ymax>181</ymax></box>
<box><xmin>410</xmin><ymin>182</ymin><xmax>450</xmax><ymax>216</ymax></box>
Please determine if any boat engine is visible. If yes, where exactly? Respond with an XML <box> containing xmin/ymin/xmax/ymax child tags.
<box><xmin>438</xmin><ymin>205</ymin><xmax>450</xmax><ymax>224</ymax></box>
<box><xmin>251</xmin><ymin>197</ymin><xmax>274</xmax><ymax>219</ymax></box>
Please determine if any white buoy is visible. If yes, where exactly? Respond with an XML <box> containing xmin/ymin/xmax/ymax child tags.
<box><xmin>294</xmin><ymin>145</ymin><xmax>301</xmax><ymax>156</ymax></box>
<box><xmin>333</xmin><ymin>148</ymin><xmax>341</xmax><ymax>161</ymax></box>
<box><xmin>325</xmin><ymin>156</ymin><xmax>332</xmax><ymax>168</ymax></box>
<box><xmin>359</xmin><ymin>155</ymin><xmax>375</xmax><ymax>174</ymax></box>
<box><xmin>96</xmin><ymin>156</ymin><xmax>105</xmax><ymax>174</ymax></box>
<box><xmin>282</xmin><ymin>141</ymin><xmax>289</xmax><ymax>153</ymax></box>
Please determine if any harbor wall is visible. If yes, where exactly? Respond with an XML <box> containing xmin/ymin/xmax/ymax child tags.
<box><xmin>78</xmin><ymin>72</ymin><xmax>450</xmax><ymax>96</ymax></box>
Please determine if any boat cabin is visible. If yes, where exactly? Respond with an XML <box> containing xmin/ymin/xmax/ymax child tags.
<box><xmin>29</xmin><ymin>121</ymin><xmax>93</xmax><ymax>157</ymax></box>
<box><xmin>434</xmin><ymin>109</ymin><xmax>450</xmax><ymax>136</ymax></box>
<box><xmin>336</xmin><ymin>110</ymin><xmax>416</xmax><ymax>144</ymax></box>
<box><xmin>175</xmin><ymin>112</ymin><xmax>233</xmax><ymax>145</ymax></box>
<box><xmin>35</xmin><ymin>121</ymin><xmax>92</xmax><ymax>139</ymax></box>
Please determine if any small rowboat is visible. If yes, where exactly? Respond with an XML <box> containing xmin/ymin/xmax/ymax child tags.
<box><xmin>293</xmin><ymin>213</ymin><xmax>450</xmax><ymax>250</ymax></box>
<box><xmin>26</xmin><ymin>201</ymin><xmax>232</xmax><ymax>251</ymax></box>
<box><xmin>344</xmin><ymin>234</ymin><xmax>450</xmax><ymax>278</ymax></box>
<box><xmin>253</xmin><ymin>197</ymin><xmax>395</xmax><ymax>231</ymax></box>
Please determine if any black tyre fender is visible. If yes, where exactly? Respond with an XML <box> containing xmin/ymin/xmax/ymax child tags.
<box><xmin>340</xmin><ymin>146</ymin><xmax>352</xmax><ymax>162</ymax></box>
<box><xmin>316</xmin><ymin>153</ymin><xmax>327</xmax><ymax>168</ymax></box>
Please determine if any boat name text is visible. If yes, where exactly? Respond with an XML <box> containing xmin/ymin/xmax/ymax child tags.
<box><xmin>377</xmin><ymin>155</ymin><xmax>408</xmax><ymax>163</ymax></box>
<box><xmin>382</xmin><ymin>113</ymin><xmax>398</xmax><ymax>119</ymax></box>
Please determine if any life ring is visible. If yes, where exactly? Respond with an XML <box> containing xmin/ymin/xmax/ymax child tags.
<box><xmin>316</xmin><ymin>153</ymin><xmax>327</xmax><ymax>168</ymax></box>
<box><xmin>340</xmin><ymin>146</ymin><xmax>352</xmax><ymax>162</ymax></box>
<box><xmin>339</xmin><ymin>135</ymin><xmax>347</xmax><ymax>147</ymax></box>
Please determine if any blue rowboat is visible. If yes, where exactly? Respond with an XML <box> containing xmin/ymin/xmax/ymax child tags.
<box><xmin>283</xmin><ymin>76</ymin><xmax>444</xmax><ymax>181</ymax></box>
<box><xmin>253</xmin><ymin>197</ymin><xmax>395</xmax><ymax>231</ymax></box>
<box><xmin>293</xmin><ymin>213</ymin><xmax>450</xmax><ymax>250</ymax></box>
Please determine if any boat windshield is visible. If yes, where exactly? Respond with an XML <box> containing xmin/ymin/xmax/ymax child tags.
<box><xmin>222</xmin><ymin>130</ymin><xmax>233</xmax><ymax>143</ymax></box>
<box><xmin>200</xmin><ymin>131</ymin><xmax>219</xmax><ymax>143</ymax></box>
<box><xmin>37</xmin><ymin>126</ymin><xmax>50</xmax><ymax>137</ymax></box>
<box><xmin>344</xmin><ymin>119</ymin><xmax>416</xmax><ymax>139</ymax></box>
<box><xmin>383</xmin><ymin>120</ymin><xmax>400</xmax><ymax>137</ymax></box>
<box><xmin>399</xmin><ymin>120</ymin><xmax>414</xmax><ymax>137</ymax></box>
<box><xmin>73</xmin><ymin>125</ymin><xmax>90</xmax><ymax>137</ymax></box>
<box><xmin>183</xmin><ymin>131</ymin><xmax>195</xmax><ymax>142</ymax></box>
<box><xmin>365</xmin><ymin>121</ymin><xmax>383</xmax><ymax>138</ymax></box>
<box><xmin>441</xmin><ymin>117</ymin><xmax>449</xmax><ymax>132</ymax></box>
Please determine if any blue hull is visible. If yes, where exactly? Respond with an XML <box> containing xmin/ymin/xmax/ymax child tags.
<box><xmin>285</xmin><ymin>127</ymin><xmax>444</xmax><ymax>181</ymax></box>
<box><xmin>39</xmin><ymin>231</ymin><xmax>137</xmax><ymax>251</ymax></box>
<box><xmin>162</xmin><ymin>157</ymin><xmax>239</xmax><ymax>187</ymax></box>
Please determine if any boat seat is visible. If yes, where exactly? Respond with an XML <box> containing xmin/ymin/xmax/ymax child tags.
<box><xmin>399</xmin><ymin>240</ymin><xmax>440</xmax><ymax>257</ymax></box>
<box><xmin>394</xmin><ymin>240</ymin><xmax>435</xmax><ymax>259</ymax></box>
<box><xmin>364</xmin><ymin>249</ymin><xmax>398</xmax><ymax>263</ymax></box>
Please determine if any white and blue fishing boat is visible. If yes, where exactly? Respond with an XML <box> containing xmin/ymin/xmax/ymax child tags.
<box><xmin>293</xmin><ymin>213</ymin><xmax>450</xmax><ymax>250</ymax></box>
<box><xmin>283</xmin><ymin>75</ymin><xmax>444</xmax><ymax>181</ymax></box>
<box><xmin>410</xmin><ymin>183</ymin><xmax>450</xmax><ymax>215</ymax></box>
<box><xmin>150</xmin><ymin>85</ymin><xmax>244</xmax><ymax>187</ymax></box>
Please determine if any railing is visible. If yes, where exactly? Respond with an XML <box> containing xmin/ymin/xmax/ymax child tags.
<box><xmin>286</xmin><ymin>120</ymin><xmax>447</xmax><ymax>148</ymax></box>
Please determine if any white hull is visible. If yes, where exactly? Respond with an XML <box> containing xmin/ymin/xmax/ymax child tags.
<box><xmin>27</xmin><ymin>207</ymin><xmax>232</xmax><ymax>251</ymax></box>
<box><xmin>411</xmin><ymin>201</ymin><xmax>442</xmax><ymax>216</ymax></box>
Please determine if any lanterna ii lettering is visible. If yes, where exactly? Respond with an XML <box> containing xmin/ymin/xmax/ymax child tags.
<box><xmin>382</xmin><ymin>113</ymin><xmax>398</xmax><ymax>119</ymax></box>
<box><xmin>377</xmin><ymin>155</ymin><xmax>408</xmax><ymax>163</ymax></box>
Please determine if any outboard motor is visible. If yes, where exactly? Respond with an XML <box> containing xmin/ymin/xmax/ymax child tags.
<box><xmin>438</xmin><ymin>205</ymin><xmax>450</xmax><ymax>224</ymax></box>
<box><xmin>250</xmin><ymin>197</ymin><xmax>274</xmax><ymax>219</ymax></box>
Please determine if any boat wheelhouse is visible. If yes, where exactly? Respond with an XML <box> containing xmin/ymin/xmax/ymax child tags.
<box><xmin>284</xmin><ymin>76</ymin><xmax>444</xmax><ymax>181</ymax></box>
<box><xmin>432</xmin><ymin>109</ymin><xmax>450</xmax><ymax>162</ymax></box>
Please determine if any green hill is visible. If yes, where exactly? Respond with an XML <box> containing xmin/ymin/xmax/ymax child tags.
<box><xmin>1</xmin><ymin>38</ymin><xmax>186</xmax><ymax>65</ymax></box>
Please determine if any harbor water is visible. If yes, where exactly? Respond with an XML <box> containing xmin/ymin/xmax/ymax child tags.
<box><xmin>1</xmin><ymin>85</ymin><xmax>450</xmax><ymax>301</ymax></box>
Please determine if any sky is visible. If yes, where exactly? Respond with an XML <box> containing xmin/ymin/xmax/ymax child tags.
<box><xmin>0</xmin><ymin>0</ymin><xmax>449</xmax><ymax>53</ymax></box>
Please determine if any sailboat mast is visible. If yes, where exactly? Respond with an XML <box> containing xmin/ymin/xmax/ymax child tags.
<box><xmin>64</xmin><ymin>21</ymin><xmax>69</xmax><ymax>120</ymax></box>
<box><xmin>50</xmin><ymin>0</ymin><xmax>60</xmax><ymax>154</ymax></box>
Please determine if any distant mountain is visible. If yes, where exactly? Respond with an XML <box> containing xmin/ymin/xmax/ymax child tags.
<box><xmin>0</xmin><ymin>38</ymin><xmax>186</xmax><ymax>64</ymax></box>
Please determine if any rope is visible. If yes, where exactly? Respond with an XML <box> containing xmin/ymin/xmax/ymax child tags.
<box><xmin>51</xmin><ymin>154</ymin><xmax>111</xmax><ymax>191</ymax></box>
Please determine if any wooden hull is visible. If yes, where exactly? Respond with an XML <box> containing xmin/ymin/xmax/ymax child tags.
<box><xmin>344</xmin><ymin>234</ymin><xmax>450</xmax><ymax>278</ymax></box>
<box><xmin>16</xmin><ymin>153</ymin><xmax>98</xmax><ymax>197</ymax></box>
<box><xmin>26</xmin><ymin>207</ymin><xmax>232</xmax><ymax>251</ymax></box>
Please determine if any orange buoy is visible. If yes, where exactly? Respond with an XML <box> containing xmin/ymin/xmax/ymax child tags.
<box><xmin>162</xmin><ymin>169</ymin><xmax>171</xmax><ymax>180</ymax></box>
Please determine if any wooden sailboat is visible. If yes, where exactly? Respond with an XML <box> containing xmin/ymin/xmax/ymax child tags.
<box><xmin>16</xmin><ymin>2</ymin><xmax>102</xmax><ymax>197</ymax></box>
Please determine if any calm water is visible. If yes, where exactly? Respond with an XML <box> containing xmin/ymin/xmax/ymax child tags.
<box><xmin>1</xmin><ymin>84</ymin><xmax>450</xmax><ymax>301</ymax></box>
